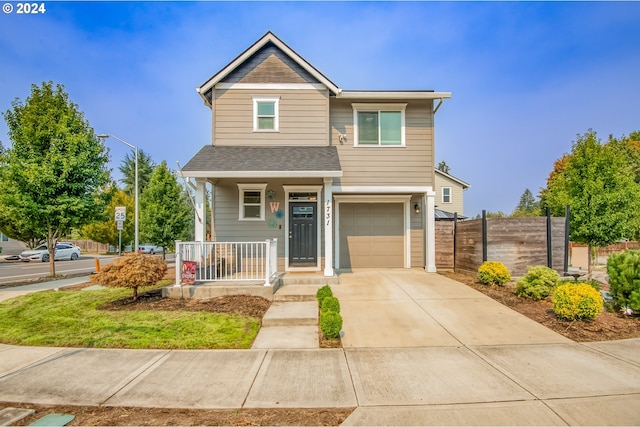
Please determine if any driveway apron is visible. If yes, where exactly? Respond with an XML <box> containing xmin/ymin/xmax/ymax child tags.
<box><xmin>333</xmin><ymin>269</ymin><xmax>570</xmax><ymax>348</ymax></box>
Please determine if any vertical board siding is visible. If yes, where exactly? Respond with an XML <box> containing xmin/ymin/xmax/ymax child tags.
<box><xmin>453</xmin><ymin>217</ymin><xmax>567</xmax><ymax>277</ymax></box>
<box><xmin>214</xmin><ymin>89</ymin><xmax>329</xmax><ymax>145</ymax></box>
<box><xmin>435</xmin><ymin>221</ymin><xmax>455</xmax><ymax>270</ymax></box>
<box><xmin>329</xmin><ymin>98</ymin><xmax>434</xmax><ymax>187</ymax></box>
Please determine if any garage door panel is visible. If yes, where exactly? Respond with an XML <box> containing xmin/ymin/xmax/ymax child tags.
<box><xmin>340</xmin><ymin>203</ymin><xmax>404</xmax><ymax>268</ymax></box>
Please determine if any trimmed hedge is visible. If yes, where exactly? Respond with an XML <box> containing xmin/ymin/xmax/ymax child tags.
<box><xmin>321</xmin><ymin>296</ymin><xmax>340</xmax><ymax>314</ymax></box>
<box><xmin>319</xmin><ymin>310</ymin><xmax>343</xmax><ymax>339</ymax></box>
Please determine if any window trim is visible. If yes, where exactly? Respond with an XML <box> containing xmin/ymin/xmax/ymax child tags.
<box><xmin>442</xmin><ymin>187</ymin><xmax>452</xmax><ymax>204</ymax></box>
<box><xmin>237</xmin><ymin>183</ymin><xmax>268</xmax><ymax>221</ymax></box>
<box><xmin>352</xmin><ymin>103</ymin><xmax>407</xmax><ymax>147</ymax></box>
<box><xmin>252</xmin><ymin>96</ymin><xmax>280</xmax><ymax>132</ymax></box>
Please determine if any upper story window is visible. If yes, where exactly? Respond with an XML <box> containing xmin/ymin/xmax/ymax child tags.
<box><xmin>442</xmin><ymin>187</ymin><xmax>452</xmax><ymax>204</ymax></box>
<box><xmin>253</xmin><ymin>96</ymin><xmax>280</xmax><ymax>132</ymax></box>
<box><xmin>237</xmin><ymin>183</ymin><xmax>268</xmax><ymax>221</ymax></box>
<box><xmin>352</xmin><ymin>103</ymin><xmax>407</xmax><ymax>146</ymax></box>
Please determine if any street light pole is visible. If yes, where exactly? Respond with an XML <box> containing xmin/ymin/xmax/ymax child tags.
<box><xmin>97</xmin><ymin>134</ymin><xmax>139</xmax><ymax>252</ymax></box>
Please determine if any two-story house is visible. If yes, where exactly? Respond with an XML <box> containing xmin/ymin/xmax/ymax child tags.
<box><xmin>181</xmin><ymin>32</ymin><xmax>450</xmax><ymax>277</ymax></box>
<box><xmin>434</xmin><ymin>169</ymin><xmax>470</xmax><ymax>219</ymax></box>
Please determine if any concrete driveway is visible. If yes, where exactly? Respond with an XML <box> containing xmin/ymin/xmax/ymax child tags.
<box><xmin>333</xmin><ymin>269</ymin><xmax>571</xmax><ymax>348</ymax></box>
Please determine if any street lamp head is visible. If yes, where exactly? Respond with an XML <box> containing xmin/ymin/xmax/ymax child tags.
<box><xmin>97</xmin><ymin>134</ymin><xmax>109</xmax><ymax>139</ymax></box>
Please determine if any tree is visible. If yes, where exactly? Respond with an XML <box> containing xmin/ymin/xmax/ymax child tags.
<box><xmin>90</xmin><ymin>253</ymin><xmax>167</xmax><ymax>301</ymax></box>
<box><xmin>81</xmin><ymin>186</ymin><xmax>134</xmax><ymax>251</ymax></box>
<box><xmin>512</xmin><ymin>189</ymin><xmax>540</xmax><ymax>217</ymax></box>
<box><xmin>0</xmin><ymin>82</ymin><xmax>110</xmax><ymax>275</ymax></box>
<box><xmin>118</xmin><ymin>149</ymin><xmax>155</xmax><ymax>198</ymax></box>
<box><xmin>540</xmin><ymin>130</ymin><xmax>640</xmax><ymax>275</ymax></box>
<box><xmin>437</xmin><ymin>161</ymin><xmax>451</xmax><ymax>174</ymax></box>
<box><xmin>139</xmin><ymin>161</ymin><xmax>192</xmax><ymax>259</ymax></box>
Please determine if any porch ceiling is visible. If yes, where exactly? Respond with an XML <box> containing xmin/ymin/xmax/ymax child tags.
<box><xmin>181</xmin><ymin>145</ymin><xmax>342</xmax><ymax>178</ymax></box>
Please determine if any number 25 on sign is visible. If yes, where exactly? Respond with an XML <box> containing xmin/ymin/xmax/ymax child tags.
<box><xmin>114</xmin><ymin>206</ymin><xmax>126</xmax><ymax>222</ymax></box>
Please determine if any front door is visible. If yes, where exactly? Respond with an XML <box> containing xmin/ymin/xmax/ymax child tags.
<box><xmin>289</xmin><ymin>202</ymin><xmax>317</xmax><ymax>265</ymax></box>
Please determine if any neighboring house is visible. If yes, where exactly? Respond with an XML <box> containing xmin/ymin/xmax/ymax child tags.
<box><xmin>181</xmin><ymin>32</ymin><xmax>451</xmax><ymax>276</ymax></box>
<box><xmin>434</xmin><ymin>169</ymin><xmax>470</xmax><ymax>219</ymax></box>
<box><xmin>0</xmin><ymin>232</ymin><xmax>27</xmax><ymax>255</ymax></box>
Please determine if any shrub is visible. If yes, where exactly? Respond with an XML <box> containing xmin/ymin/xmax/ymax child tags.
<box><xmin>552</xmin><ymin>283</ymin><xmax>603</xmax><ymax>321</ymax></box>
<box><xmin>316</xmin><ymin>285</ymin><xmax>333</xmax><ymax>304</ymax></box>
<box><xmin>321</xmin><ymin>296</ymin><xmax>340</xmax><ymax>314</ymax></box>
<box><xmin>319</xmin><ymin>310</ymin><xmax>343</xmax><ymax>339</ymax></box>
<box><xmin>606</xmin><ymin>249</ymin><xmax>640</xmax><ymax>311</ymax></box>
<box><xmin>90</xmin><ymin>253</ymin><xmax>168</xmax><ymax>300</ymax></box>
<box><xmin>516</xmin><ymin>265</ymin><xmax>559</xmax><ymax>300</ymax></box>
<box><xmin>477</xmin><ymin>261</ymin><xmax>511</xmax><ymax>286</ymax></box>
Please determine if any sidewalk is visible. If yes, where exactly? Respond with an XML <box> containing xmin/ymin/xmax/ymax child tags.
<box><xmin>0</xmin><ymin>275</ymin><xmax>92</xmax><ymax>302</ymax></box>
<box><xmin>0</xmin><ymin>270</ymin><xmax>638</xmax><ymax>425</ymax></box>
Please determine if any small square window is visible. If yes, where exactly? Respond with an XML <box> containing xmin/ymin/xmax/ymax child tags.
<box><xmin>238</xmin><ymin>184</ymin><xmax>267</xmax><ymax>221</ymax></box>
<box><xmin>253</xmin><ymin>97</ymin><xmax>280</xmax><ymax>132</ymax></box>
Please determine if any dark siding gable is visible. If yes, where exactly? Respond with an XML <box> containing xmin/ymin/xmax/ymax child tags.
<box><xmin>221</xmin><ymin>42</ymin><xmax>321</xmax><ymax>84</ymax></box>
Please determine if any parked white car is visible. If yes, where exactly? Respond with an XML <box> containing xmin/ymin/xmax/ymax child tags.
<box><xmin>19</xmin><ymin>243</ymin><xmax>81</xmax><ymax>262</ymax></box>
<box><xmin>138</xmin><ymin>244</ymin><xmax>163</xmax><ymax>254</ymax></box>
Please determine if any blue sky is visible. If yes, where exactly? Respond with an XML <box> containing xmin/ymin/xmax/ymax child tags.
<box><xmin>1</xmin><ymin>1</ymin><xmax>639</xmax><ymax>218</ymax></box>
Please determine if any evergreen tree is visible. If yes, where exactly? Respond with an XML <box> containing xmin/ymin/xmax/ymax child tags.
<box><xmin>118</xmin><ymin>149</ymin><xmax>155</xmax><ymax>197</ymax></box>
<box><xmin>140</xmin><ymin>161</ymin><xmax>191</xmax><ymax>258</ymax></box>
<box><xmin>512</xmin><ymin>189</ymin><xmax>540</xmax><ymax>217</ymax></box>
<box><xmin>81</xmin><ymin>186</ymin><xmax>134</xmax><ymax>251</ymax></box>
<box><xmin>437</xmin><ymin>161</ymin><xmax>451</xmax><ymax>174</ymax></box>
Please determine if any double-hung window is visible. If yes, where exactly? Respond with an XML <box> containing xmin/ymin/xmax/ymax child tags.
<box><xmin>352</xmin><ymin>103</ymin><xmax>406</xmax><ymax>146</ymax></box>
<box><xmin>238</xmin><ymin>184</ymin><xmax>267</xmax><ymax>221</ymax></box>
<box><xmin>442</xmin><ymin>187</ymin><xmax>452</xmax><ymax>204</ymax></box>
<box><xmin>253</xmin><ymin>96</ymin><xmax>280</xmax><ymax>132</ymax></box>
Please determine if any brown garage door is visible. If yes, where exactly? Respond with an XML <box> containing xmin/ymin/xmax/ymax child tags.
<box><xmin>339</xmin><ymin>203</ymin><xmax>404</xmax><ymax>268</ymax></box>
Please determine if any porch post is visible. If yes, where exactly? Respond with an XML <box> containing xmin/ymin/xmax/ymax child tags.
<box><xmin>194</xmin><ymin>179</ymin><xmax>207</xmax><ymax>242</ymax></box>
<box><xmin>323</xmin><ymin>177</ymin><xmax>334</xmax><ymax>277</ymax></box>
<box><xmin>425</xmin><ymin>190</ymin><xmax>437</xmax><ymax>272</ymax></box>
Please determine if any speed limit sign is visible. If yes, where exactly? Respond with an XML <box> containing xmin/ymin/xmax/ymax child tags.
<box><xmin>115</xmin><ymin>206</ymin><xmax>126</xmax><ymax>222</ymax></box>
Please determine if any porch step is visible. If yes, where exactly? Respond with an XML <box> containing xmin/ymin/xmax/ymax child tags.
<box><xmin>261</xmin><ymin>301</ymin><xmax>318</xmax><ymax>327</ymax></box>
<box><xmin>282</xmin><ymin>273</ymin><xmax>339</xmax><ymax>286</ymax></box>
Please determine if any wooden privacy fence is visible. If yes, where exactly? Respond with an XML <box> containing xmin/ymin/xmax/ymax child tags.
<box><xmin>435</xmin><ymin>214</ymin><xmax>568</xmax><ymax>277</ymax></box>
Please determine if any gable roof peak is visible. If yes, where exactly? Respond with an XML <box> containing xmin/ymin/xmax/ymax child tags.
<box><xmin>197</xmin><ymin>31</ymin><xmax>341</xmax><ymax>106</ymax></box>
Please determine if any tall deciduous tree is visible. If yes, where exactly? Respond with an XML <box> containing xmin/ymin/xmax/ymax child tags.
<box><xmin>140</xmin><ymin>161</ymin><xmax>192</xmax><ymax>259</ymax></box>
<box><xmin>540</xmin><ymin>130</ymin><xmax>640</xmax><ymax>275</ymax></box>
<box><xmin>118</xmin><ymin>149</ymin><xmax>155</xmax><ymax>197</ymax></box>
<box><xmin>0</xmin><ymin>82</ymin><xmax>110</xmax><ymax>275</ymax></box>
<box><xmin>512</xmin><ymin>189</ymin><xmax>540</xmax><ymax>217</ymax></box>
<box><xmin>81</xmin><ymin>186</ymin><xmax>134</xmax><ymax>251</ymax></box>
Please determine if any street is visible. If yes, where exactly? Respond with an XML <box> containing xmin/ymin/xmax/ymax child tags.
<box><xmin>0</xmin><ymin>256</ymin><xmax>114</xmax><ymax>285</ymax></box>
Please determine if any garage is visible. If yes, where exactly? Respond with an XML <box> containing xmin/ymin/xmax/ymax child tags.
<box><xmin>338</xmin><ymin>203</ymin><xmax>405</xmax><ymax>268</ymax></box>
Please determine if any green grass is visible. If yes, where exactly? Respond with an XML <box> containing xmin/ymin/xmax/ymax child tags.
<box><xmin>0</xmin><ymin>287</ymin><xmax>260</xmax><ymax>349</ymax></box>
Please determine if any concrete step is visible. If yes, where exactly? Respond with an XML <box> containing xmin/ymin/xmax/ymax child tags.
<box><xmin>261</xmin><ymin>301</ymin><xmax>318</xmax><ymax>327</ymax></box>
<box><xmin>282</xmin><ymin>273</ymin><xmax>339</xmax><ymax>286</ymax></box>
<box><xmin>274</xmin><ymin>284</ymin><xmax>322</xmax><ymax>302</ymax></box>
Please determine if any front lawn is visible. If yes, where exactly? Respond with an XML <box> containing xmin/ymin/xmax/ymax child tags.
<box><xmin>0</xmin><ymin>286</ymin><xmax>260</xmax><ymax>349</ymax></box>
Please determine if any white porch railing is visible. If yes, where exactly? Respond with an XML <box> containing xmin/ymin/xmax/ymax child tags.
<box><xmin>175</xmin><ymin>239</ymin><xmax>278</xmax><ymax>286</ymax></box>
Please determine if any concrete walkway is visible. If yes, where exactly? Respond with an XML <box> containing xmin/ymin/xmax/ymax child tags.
<box><xmin>0</xmin><ymin>269</ymin><xmax>639</xmax><ymax>425</ymax></box>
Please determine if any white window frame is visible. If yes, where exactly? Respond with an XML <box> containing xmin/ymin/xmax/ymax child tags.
<box><xmin>237</xmin><ymin>183</ymin><xmax>267</xmax><ymax>221</ymax></box>
<box><xmin>352</xmin><ymin>103</ymin><xmax>407</xmax><ymax>147</ymax></box>
<box><xmin>252</xmin><ymin>96</ymin><xmax>280</xmax><ymax>132</ymax></box>
<box><xmin>442</xmin><ymin>187</ymin><xmax>452</xmax><ymax>204</ymax></box>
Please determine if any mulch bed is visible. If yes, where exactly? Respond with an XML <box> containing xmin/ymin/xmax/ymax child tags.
<box><xmin>442</xmin><ymin>271</ymin><xmax>640</xmax><ymax>342</ymax></box>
